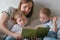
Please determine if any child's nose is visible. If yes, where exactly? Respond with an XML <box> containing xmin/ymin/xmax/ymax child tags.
<box><xmin>25</xmin><ymin>7</ymin><xmax>29</xmax><ymax>12</ymax></box>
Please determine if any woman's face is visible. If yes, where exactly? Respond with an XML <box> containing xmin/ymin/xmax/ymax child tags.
<box><xmin>20</xmin><ymin>2</ymin><xmax>32</xmax><ymax>15</ymax></box>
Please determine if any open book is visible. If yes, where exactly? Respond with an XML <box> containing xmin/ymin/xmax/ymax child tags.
<box><xmin>22</xmin><ymin>25</ymin><xmax>49</xmax><ymax>38</ymax></box>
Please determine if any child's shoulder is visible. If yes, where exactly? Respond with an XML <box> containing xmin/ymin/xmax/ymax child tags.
<box><xmin>14</xmin><ymin>24</ymin><xmax>18</xmax><ymax>26</ymax></box>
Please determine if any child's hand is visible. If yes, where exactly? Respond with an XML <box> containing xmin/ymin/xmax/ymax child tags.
<box><xmin>52</xmin><ymin>17</ymin><xmax>57</xmax><ymax>22</ymax></box>
<box><xmin>52</xmin><ymin>17</ymin><xmax>58</xmax><ymax>32</ymax></box>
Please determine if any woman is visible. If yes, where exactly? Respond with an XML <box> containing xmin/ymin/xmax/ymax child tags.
<box><xmin>0</xmin><ymin>0</ymin><xmax>34</xmax><ymax>39</ymax></box>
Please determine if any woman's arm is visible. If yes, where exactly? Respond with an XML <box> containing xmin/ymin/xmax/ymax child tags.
<box><xmin>0</xmin><ymin>12</ymin><xmax>21</xmax><ymax>39</ymax></box>
<box><xmin>0</xmin><ymin>12</ymin><xmax>12</xmax><ymax>35</ymax></box>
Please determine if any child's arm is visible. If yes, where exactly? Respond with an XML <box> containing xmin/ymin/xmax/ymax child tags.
<box><xmin>52</xmin><ymin>17</ymin><xmax>58</xmax><ymax>32</ymax></box>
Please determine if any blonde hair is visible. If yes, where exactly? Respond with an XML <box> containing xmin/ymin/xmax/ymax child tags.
<box><xmin>40</xmin><ymin>8</ymin><xmax>51</xmax><ymax>17</ymax></box>
<box><xmin>13</xmin><ymin>10</ymin><xmax>24</xmax><ymax>21</ymax></box>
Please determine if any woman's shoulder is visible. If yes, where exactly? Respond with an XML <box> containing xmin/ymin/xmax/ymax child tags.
<box><xmin>7</xmin><ymin>7</ymin><xmax>16</xmax><ymax>16</ymax></box>
<box><xmin>1</xmin><ymin>7</ymin><xmax>16</xmax><ymax>13</ymax></box>
<box><xmin>9</xmin><ymin>7</ymin><xmax>16</xmax><ymax>12</ymax></box>
<box><xmin>1</xmin><ymin>7</ymin><xmax>16</xmax><ymax>17</ymax></box>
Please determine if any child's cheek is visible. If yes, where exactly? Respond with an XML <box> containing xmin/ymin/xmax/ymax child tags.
<box><xmin>18</xmin><ymin>22</ymin><xmax>22</xmax><ymax>26</ymax></box>
<box><xmin>40</xmin><ymin>19</ymin><xmax>43</xmax><ymax>22</ymax></box>
<box><xmin>40</xmin><ymin>19</ymin><xmax>46</xmax><ymax>23</ymax></box>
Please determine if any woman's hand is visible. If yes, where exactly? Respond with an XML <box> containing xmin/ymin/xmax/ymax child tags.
<box><xmin>11</xmin><ymin>33</ymin><xmax>23</xmax><ymax>39</ymax></box>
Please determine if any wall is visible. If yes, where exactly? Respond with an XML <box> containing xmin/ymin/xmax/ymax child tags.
<box><xmin>0</xmin><ymin>0</ymin><xmax>19</xmax><ymax>13</ymax></box>
<box><xmin>0</xmin><ymin>0</ymin><xmax>60</xmax><ymax>19</ymax></box>
<box><xmin>32</xmin><ymin>0</ymin><xmax>60</xmax><ymax>19</ymax></box>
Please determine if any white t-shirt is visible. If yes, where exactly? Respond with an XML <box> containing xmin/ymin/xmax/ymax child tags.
<box><xmin>11</xmin><ymin>24</ymin><xmax>22</xmax><ymax>34</ymax></box>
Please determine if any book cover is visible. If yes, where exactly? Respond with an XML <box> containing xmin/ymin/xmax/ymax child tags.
<box><xmin>22</xmin><ymin>25</ymin><xmax>49</xmax><ymax>38</ymax></box>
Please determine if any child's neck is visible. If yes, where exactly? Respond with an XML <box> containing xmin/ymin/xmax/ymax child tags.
<box><xmin>41</xmin><ymin>20</ymin><xmax>50</xmax><ymax>24</ymax></box>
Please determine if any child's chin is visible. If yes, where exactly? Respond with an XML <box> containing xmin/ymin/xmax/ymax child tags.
<box><xmin>41</xmin><ymin>22</ymin><xmax>46</xmax><ymax>23</ymax></box>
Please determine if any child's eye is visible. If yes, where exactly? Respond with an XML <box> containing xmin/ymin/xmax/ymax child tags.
<box><xmin>23</xmin><ymin>19</ymin><xmax>25</xmax><ymax>21</ymax></box>
<box><xmin>24</xmin><ymin>6</ymin><xmax>27</xmax><ymax>8</ymax></box>
<box><xmin>19</xmin><ymin>20</ymin><xmax>22</xmax><ymax>22</ymax></box>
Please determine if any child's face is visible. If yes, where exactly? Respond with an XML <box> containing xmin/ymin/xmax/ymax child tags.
<box><xmin>16</xmin><ymin>15</ymin><xmax>27</xmax><ymax>26</ymax></box>
<box><xmin>39</xmin><ymin>12</ymin><xmax>50</xmax><ymax>23</ymax></box>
